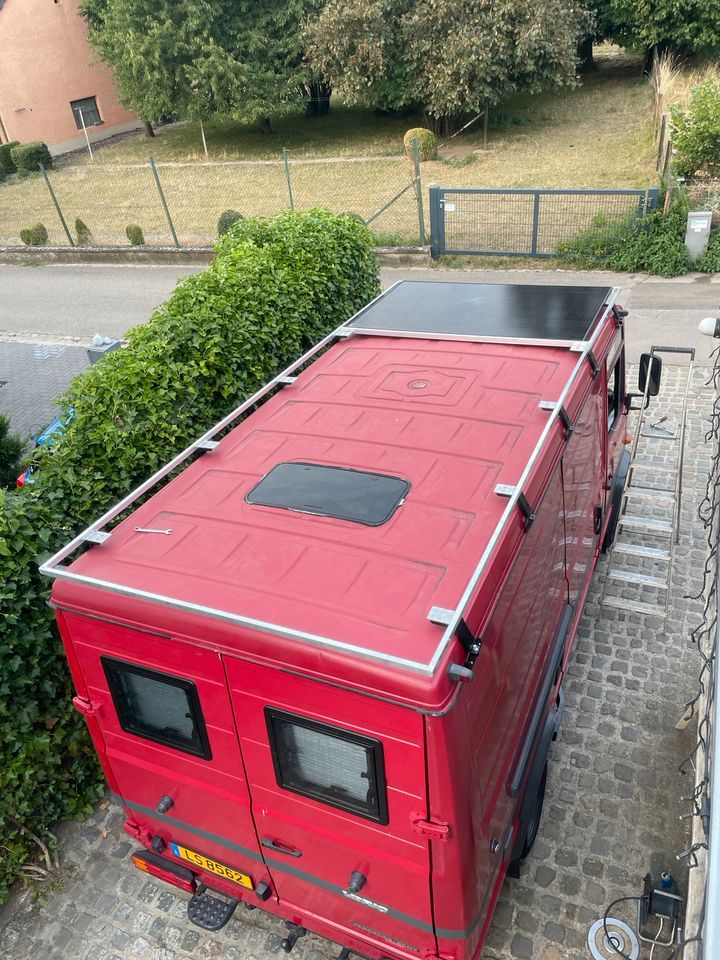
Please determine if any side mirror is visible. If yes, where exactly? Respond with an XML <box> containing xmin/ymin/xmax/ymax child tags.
<box><xmin>638</xmin><ymin>353</ymin><xmax>662</xmax><ymax>397</ymax></box>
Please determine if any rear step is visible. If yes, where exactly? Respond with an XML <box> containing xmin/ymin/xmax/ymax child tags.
<box><xmin>606</xmin><ymin>569</ymin><xmax>667</xmax><ymax>588</ymax></box>
<box><xmin>602</xmin><ymin>596</ymin><xmax>667</xmax><ymax>618</ymax></box>
<box><xmin>618</xmin><ymin>515</ymin><xmax>673</xmax><ymax>533</ymax></box>
<box><xmin>188</xmin><ymin>885</ymin><xmax>239</xmax><ymax>931</ymax></box>
<box><xmin>624</xmin><ymin>486</ymin><xmax>675</xmax><ymax>500</ymax></box>
<box><xmin>613</xmin><ymin>543</ymin><xmax>671</xmax><ymax>561</ymax></box>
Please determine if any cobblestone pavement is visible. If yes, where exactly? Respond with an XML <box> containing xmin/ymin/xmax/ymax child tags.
<box><xmin>0</xmin><ymin>366</ymin><xmax>710</xmax><ymax>960</ymax></box>
<box><xmin>0</xmin><ymin>340</ymin><xmax>89</xmax><ymax>441</ymax></box>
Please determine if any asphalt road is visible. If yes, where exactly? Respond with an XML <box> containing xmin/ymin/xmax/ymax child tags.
<box><xmin>1</xmin><ymin>262</ymin><xmax>719</xmax><ymax>363</ymax></box>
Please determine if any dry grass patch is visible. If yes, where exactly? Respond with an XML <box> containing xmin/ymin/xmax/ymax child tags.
<box><xmin>0</xmin><ymin>52</ymin><xmax>657</xmax><ymax>246</ymax></box>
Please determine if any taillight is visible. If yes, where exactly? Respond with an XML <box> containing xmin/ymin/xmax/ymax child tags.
<box><xmin>131</xmin><ymin>851</ymin><xmax>196</xmax><ymax>894</ymax></box>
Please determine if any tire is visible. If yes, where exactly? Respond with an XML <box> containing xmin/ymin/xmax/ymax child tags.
<box><xmin>520</xmin><ymin>763</ymin><xmax>547</xmax><ymax>858</ymax></box>
<box><xmin>507</xmin><ymin>762</ymin><xmax>548</xmax><ymax>878</ymax></box>
<box><xmin>602</xmin><ymin>449</ymin><xmax>631</xmax><ymax>553</ymax></box>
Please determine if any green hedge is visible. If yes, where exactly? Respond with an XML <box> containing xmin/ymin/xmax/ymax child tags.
<box><xmin>0</xmin><ymin>141</ymin><xmax>20</xmax><ymax>175</ymax></box>
<box><xmin>0</xmin><ymin>208</ymin><xmax>379</xmax><ymax>900</ymax></box>
<box><xmin>556</xmin><ymin>192</ymin><xmax>691</xmax><ymax>277</ymax></box>
<box><xmin>10</xmin><ymin>141</ymin><xmax>52</xmax><ymax>174</ymax></box>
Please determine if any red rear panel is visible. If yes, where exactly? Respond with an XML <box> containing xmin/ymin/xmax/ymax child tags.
<box><xmin>63</xmin><ymin>612</ymin><xmax>269</xmax><ymax>895</ymax></box>
<box><xmin>224</xmin><ymin>657</ymin><xmax>435</xmax><ymax>959</ymax></box>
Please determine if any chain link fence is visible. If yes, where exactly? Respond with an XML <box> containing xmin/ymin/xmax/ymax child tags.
<box><xmin>0</xmin><ymin>147</ymin><xmax>427</xmax><ymax>248</ymax></box>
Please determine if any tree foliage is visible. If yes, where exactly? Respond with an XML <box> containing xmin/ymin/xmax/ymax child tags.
<box><xmin>599</xmin><ymin>0</ymin><xmax>720</xmax><ymax>56</ymax></box>
<box><xmin>307</xmin><ymin>0</ymin><xmax>590</xmax><ymax>132</ymax></box>
<box><xmin>670</xmin><ymin>80</ymin><xmax>720</xmax><ymax>178</ymax></box>
<box><xmin>81</xmin><ymin>0</ymin><xmax>318</xmax><ymax>126</ymax></box>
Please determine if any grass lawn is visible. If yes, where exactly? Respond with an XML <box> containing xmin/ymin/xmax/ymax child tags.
<box><xmin>0</xmin><ymin>48</ymin><xmax>656</xmax><ymax>247</ymax></box>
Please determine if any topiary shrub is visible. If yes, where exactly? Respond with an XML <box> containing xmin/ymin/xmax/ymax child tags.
<box><xmin>0</xmin><ymin>208</ymin><xmax>379</xmax><ymax>902</ymax></box>
<box><xmin>217</xmin><ymin>209</ymin><xmax>244</xmax><ymax>236</ymax></box>
<box><xmin>403</xmin><ymin>128</ymin><xmax>438</xmax><ymax>161</ymax></box>
<box><xmin>0</xmin><ymin>415</ymin><xmax>23</xmax><ymax>489</ymax></box>
<box><xmin>19</xmin><ymin>223</ymin><xmax>49</xmax><ymax>246</ymax></box>
<box><xmin>0</xmin><ymin>141</ymin><xmax>20</xmax><ymax>175</ymax></box>
<box><xmin>10</xmin><ymin>141</ymin><xmax>52</xmax><ymax>174</ymax></box>
<box><xmin>75</xmin><ymin>218</ymin><xmax>92</xmax><ymax>246</ymax></box>
<box><xmin>670</xmin><ymin>80</ymin><xmax>720</xmax><ymax>179</ymax></box>
<box><xmin>126</xmin><ymin>224</ymin><xmax>145</xmax><ymax>246</ymax></box>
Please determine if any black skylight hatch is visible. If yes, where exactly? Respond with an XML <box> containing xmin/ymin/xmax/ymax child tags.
<box><xmin>245</xmin><ymin>462</ymin><xmax>410</xmax><ymax>526</ymax></box>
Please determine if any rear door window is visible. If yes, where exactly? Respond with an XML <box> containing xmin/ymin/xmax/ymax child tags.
<box><xmin>102</xmin><ymin>656</ymin><xmax>212</xmax><ymax>759</ymax></box>
<box><xmin>265</xmin><ymin>708</ymin><xmax>388</xmax><ymax>824</ymax></box>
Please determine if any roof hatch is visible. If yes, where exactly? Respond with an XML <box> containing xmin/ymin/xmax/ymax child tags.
<box><xmin>245</xmin><ymin>462</ymin><xmax>410</xmax><ymax>526</ymax></box>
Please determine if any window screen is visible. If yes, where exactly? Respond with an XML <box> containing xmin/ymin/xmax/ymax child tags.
<box><xmin>266</xmin><ymin>709</ymin><xmax>388</xmax><ymax>823</ymax></box>
<box><xmin>102</xmin><ymin>657</ymin><xmax>211</xmax><ymax>759</ymax></box>
<box><xmin>71</xmin><ymin>96</ymin><xmax>102</xmax><ymax>129</ymax></box>
<box><xmin>246</xmin><ymin>462</ymin><xmax>410</xmax><ymax>526</ymax></box>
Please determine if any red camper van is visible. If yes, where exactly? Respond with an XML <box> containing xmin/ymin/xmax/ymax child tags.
<box><xmin>43</xmin><ymin>281</ymin><xmax>636</xmax><ymax>960</ymax></box>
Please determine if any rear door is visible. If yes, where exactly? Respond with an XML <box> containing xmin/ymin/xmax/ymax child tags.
<box><xmin>64</xmin><ymin>612</ymin><xmax>266</xmax><ymax>893</ymax></box>
<box><xmin>224</xmin><ymin>657</ymin><xmax>436</xmax><ymax>956</ymax></box>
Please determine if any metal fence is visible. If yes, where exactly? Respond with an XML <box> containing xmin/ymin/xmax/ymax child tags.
<box><xmin>0</xmin><ymin>146</ymin><xmax>426</xmax><ymax>248</ymax></box>
<box><xmin>428</xmin><ymin>185</ymin><xmax>660</xmax><ymax>258</ymax></box>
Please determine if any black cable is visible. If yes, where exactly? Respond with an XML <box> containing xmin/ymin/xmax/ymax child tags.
<box><xmin>602</xmin><ymin>895</ymin><xmax>649</xmax><ymax>959</ymax></box>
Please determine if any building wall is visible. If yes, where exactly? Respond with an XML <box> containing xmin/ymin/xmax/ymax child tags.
<box><xmin>0</xmin><ymin>0</ymin><xmax>141</xmax><ymax>155</ymax></box>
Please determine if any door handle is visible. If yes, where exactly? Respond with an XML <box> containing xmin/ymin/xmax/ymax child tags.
<box><xmin>261</xmin><ymin>837</ymin><xmax>302</xmax><ymax>858</ymax></box>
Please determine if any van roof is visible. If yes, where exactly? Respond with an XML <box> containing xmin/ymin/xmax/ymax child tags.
<box><xmin>53</xmin><ymin>282</ymin><xmax>617</xmax><ymax>678</ymax></box>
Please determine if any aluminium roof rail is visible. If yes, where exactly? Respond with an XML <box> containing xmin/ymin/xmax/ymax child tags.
<box><xmin>39</xmin><ymin>284</ymin><xmax>620</xmax><ymax>677</ymax></box>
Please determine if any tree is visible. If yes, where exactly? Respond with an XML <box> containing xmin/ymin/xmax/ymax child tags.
<box><xmin>81</xmin><ymin>0</ymin><xmax>319</xmax><ymax>132</ymax></box>
<box><xmin>307</xmin><ymin>0</ymin><xmax>591</xmax><ymax>134</ymax></box>
<box><xmin>600</xmin><ymin>0</ymin><xmax>720</xmax><ymax>58</ymax></box>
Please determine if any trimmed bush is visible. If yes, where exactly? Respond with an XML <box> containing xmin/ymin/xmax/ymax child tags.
<box><xmin>0</xmin><ymin>415</ymin><xmax>23</xmax><ymax>489</ymax></box>
<box><xmin>19</xmin><ymin>223</ymin><xmax>49</xmax><ymax>246</ymax></box>
<box><xmin>403</xmin><ymin>128</ymin><xmax>438</xmax><ymax>161</ymax></box>
<box><xmin>0</xmin><ymin>141</ymin><xmax>20</xmax><ymax>175</ymax></box>
<box><xmin>126</xmin><ymin>224</ymin><xmax>145</xmax><ymax>246</ymax></box>
<box><xmin>0</xmin><ymin>208</ymin><xmax>379</xmax><ymax>901</ymax></box>
<box><xmin>75</xmin><ymin>218</ymin><xmax>93</xmax><ymax>246</ymax></box>
<box><xmin>10</xmin><ymin>141</ymin><xmax>52</xmax><ymax>173</ymax></box>
<box><xmin>217</xmin><ymin>209</ymin><xmax>244</xmax><ymax>236</ymax></box>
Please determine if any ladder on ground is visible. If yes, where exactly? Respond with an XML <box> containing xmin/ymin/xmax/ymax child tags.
<box><xmin>602</xmin><ymin>345</ymin><xmax>695</xmax><ymax>619</ymax></box>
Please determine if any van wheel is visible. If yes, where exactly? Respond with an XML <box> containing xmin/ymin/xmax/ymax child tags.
<box><xmin>508</xmin><ymin>763</ymin><xmax>548</xmax><ymax>878</ymax></box>
<box><xmin>602</xmin><ymin>450</ymin><xmax>631</xmax><ymax>553</ymax></box>
<box><xmin>520</xmin><ymin>763</ymin><xmax>547</xmax><ymax>858</ymax></box>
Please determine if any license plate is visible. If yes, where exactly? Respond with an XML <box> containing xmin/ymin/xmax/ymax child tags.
<box><xmin>170</xmin><ymin>842</ymin><xmax>254</xmax><ymax>889</ymax></box>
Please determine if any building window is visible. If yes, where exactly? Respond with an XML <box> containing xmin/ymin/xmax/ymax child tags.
<box><xmin>71</xmin><ymin>97</ymin><xmax>102</xmax><ymax>129</ymax></box>
<box><xmin>265</xmin><ymin>708</ymin><xmax>389</xmax><ymax>823</ymax></box>
<box><xmin>102</xmin><ymin>657</ymin><xmax>212</xmax><ymax>759</ymax></box>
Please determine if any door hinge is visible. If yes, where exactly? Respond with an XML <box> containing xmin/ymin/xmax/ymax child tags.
<box><xmin>72</xmin><ymin>695</ymin><xmax>98</xmax><ymax>717</ymax></box>
<box><xmin>123</xmin><ymin>818</ymin><xmax>152</xmax><ymax>845</ymax></box>
<box><xmin>411</xmin><ymin>815</ymin><xmax>451</xmax><ymax>841</ymax></box>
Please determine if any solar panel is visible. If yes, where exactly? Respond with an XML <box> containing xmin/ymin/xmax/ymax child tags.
<box><xmin>348</xmin><ymin>281</ymin><xmax>613</xmax><ymax>345</ymax></box>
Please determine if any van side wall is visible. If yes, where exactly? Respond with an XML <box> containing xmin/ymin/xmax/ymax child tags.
<box><xmin>426</xmin><ymin>345</ymin><xmax>612</xmax><ymax>960</ymax></box>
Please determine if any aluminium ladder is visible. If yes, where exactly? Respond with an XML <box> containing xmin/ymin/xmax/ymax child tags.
<box><xmin>602</xmin><ymin>346</ymin><xmax>695</xmax><ymax>619</ymax></box>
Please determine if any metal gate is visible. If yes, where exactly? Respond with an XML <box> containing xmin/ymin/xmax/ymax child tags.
<box><xmin>428</xmin><ymin>186</ymin><xmax>660</xmax><ymax>259</ymax></box>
